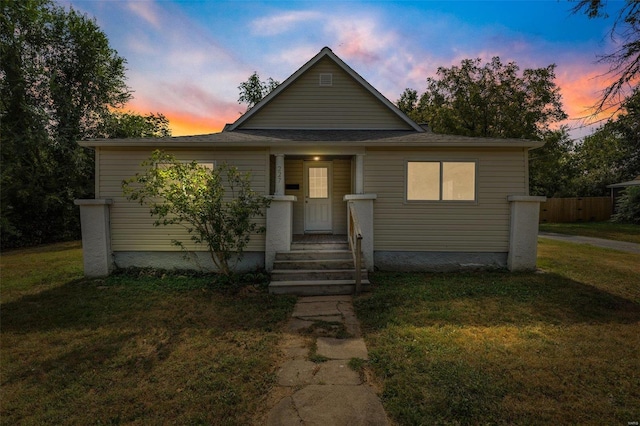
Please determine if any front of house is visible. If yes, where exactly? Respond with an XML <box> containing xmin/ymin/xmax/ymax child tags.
<box><xmin>76</xmin><ymin>47</ymin><xmax>545</xmax><ymax>287</ymax></box>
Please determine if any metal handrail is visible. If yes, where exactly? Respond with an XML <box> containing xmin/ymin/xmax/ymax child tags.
<box><xmin>347</xmin><ymin>202</ymin><xmax>363</xmax><ymax>295</ymax></box>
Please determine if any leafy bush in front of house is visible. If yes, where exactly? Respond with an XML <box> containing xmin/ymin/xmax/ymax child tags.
<box><xmin>612</xmin><ymin>186</ymin><xmax>640</xmax><ymax>224</ymax></box>
<box><xmin>122</xmin><ymin>150</ymin><xmax>271</xmax><ymax>276</ymax></box>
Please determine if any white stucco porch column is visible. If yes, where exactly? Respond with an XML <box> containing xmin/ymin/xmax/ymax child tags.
<box><xmin>274</xmin><ymin>154</ymin><xmax>285</xmax><ymax>195</ymax></box>
<box><xmin>74</xmin><ymin>199</ymin><xmax>113</xmax><ymax>277</ymax></box>
<box><xmin>355</xmin><ymin>154</ymin><xmax>365</xmax><ymax>194</ymax></box>
<box><xmin>265</xmin><ymin>195</ymin><xmax>297</xmax><ymax>271</ymax></box>
<box><xmin>344</xmin><ymin>194</ymin><xmax>376</xmax><ymax>271</ymax></box>
<box><xmin>507</xmin><ymin>195</ymin><xmax>546</xmax><ymax>271</ymax></box>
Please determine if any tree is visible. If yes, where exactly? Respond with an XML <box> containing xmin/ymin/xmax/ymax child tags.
<box><xmin>529</xmin><ymin>127</ymin><xmax>577</xmax><ymax>197</ymax></box>
<box><xmin>237</xmin><ymin>71</ymin><xmax>279</xmax><ymax>110</ymax></box>
<box><xmin>397</xmin><ymin>57</ymin><xmax>567</xmax><ymax>140</ymax></box>
<box><xmin>570</xmin><ymin>88</ymin><xmax>640</xmax><ymax>195</ymax></box>
<box><xmin>397</xmin><ymin>88</ymin><xmax>419</xmax><ymax>121</ymax></box>
<box><xmin>0</xmin><ymin>0</ymin><xmax>168</xmax><ymax>249</ymax></box>
<box><xmin>98</xmin><ymin>111</ymin><xmax>171</xmax><ymax>139</ymax></box>
<box><xmin>122</xmin><ymin>150</ymin><xmax>271</xmax><ymax>276</ymax></box>
<box><xmin>572</xmin><ymin>0</ymin><xmax>639</xmax><ymax>114</ymax></box>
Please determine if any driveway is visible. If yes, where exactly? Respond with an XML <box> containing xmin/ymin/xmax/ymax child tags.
<box><xmin>539</xmin><ymin>232</ymin><xmax>640</xmax><ymax>254</ymax></box>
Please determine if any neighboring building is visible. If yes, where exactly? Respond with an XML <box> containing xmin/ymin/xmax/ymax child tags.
<box><xmin>76</xmin><ymin>47</ymin><xmax>545</xmax><ymax>292</ymax></box>
<box><xmin>607</xmin><ymin>175</ymin><xmax>640</xmax><ymax>213</ymax></box>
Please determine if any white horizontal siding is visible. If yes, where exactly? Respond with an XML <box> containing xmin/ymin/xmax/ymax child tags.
<box><xmin>241</xmin><ymin>58</ymin><xmax>412</xmax><ymax>130</ymax></box>
<box><xmin>364</xmin><ymin>148</ymin><xmax>527</xmax><ymax>252</ymax></box>
<box><xmin>98</xmin><ymin>148</ymin><xmax>269</xmax><ymax>252</ymax></box>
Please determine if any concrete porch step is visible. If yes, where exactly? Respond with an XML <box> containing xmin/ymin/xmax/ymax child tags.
<box><xmin>270</xmin><ymin>269</ymin><xmax>368</xmax><ymax>281</ymax></box>
<box><xmin>269</xmin><ymin>279</ymin><xmax>371</xmax><ymax>296</ymax></box>
<box><xmin>276</xmin><ymin>250</ymin><xmax>353</xmax><ymax>261</ymax></box>
<box><xmin>290</xmin><ymin>242</ymin><xmax>349</xmax><ymax>251</ymax></box>
<box><xmin>273</xmin><ymin>259</ymin><xmax>355</xmax><ymax>270</ymax></box>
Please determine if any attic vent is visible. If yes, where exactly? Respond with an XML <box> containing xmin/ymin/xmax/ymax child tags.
<box><xmin>319</xmin><ymin>73</ymin><xmax>333</xmax><ymax>86</ymax></box>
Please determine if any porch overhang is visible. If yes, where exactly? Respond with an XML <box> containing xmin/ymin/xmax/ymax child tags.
<box><xmin>269</xmin><ymin>145</ymin><xmax>365</xmax><ymax>156</ymax></box>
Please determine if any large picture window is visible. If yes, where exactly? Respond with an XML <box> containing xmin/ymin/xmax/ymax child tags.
<box><xmin>407</xmin><ymin>161</ymin><xmax>476</xmax><ymax>201</ymax></box>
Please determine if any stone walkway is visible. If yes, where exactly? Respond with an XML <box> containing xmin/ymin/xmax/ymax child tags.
<box><xmin>539</xmin><ymin>232</ymin><xmax>640</xmax><ymax>254</ymax></box>
<box><xmin>263</xmin><ymin>295</ymin><xmax>389</xmax><ymax>425</ymax></box>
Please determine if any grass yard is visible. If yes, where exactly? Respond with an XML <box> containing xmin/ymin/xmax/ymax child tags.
<box><xmin>356</xmin><ymin>241</ymin><xmax>640</xmax><ymax>425</ymax></box>
<box><xmin>1</xmin><ymin>242</ymin><xmax>296</xmax><ymax>425</ymax></box>
<box><xmin>539</xmin><ymin>221</ymin><xmax>640</xmax><ymax>244</ymax></box>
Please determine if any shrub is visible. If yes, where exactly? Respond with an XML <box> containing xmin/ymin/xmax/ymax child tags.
<box><xmin>612</xmin><ymin>186</ymin><xmax>640</xmax><ymax>224</ymax></box>
<box><xmin>122</xmin><ymin>150</ymin><xmax>271</xmax><ymax>276</ymax></box>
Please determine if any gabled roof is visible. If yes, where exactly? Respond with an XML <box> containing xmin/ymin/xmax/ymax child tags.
<box><xmin>227</xmin><ymin>47</ymin><xmax>424</xmax><ymax>132</ymax></box>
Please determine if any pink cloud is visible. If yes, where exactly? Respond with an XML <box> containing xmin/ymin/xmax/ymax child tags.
<box><xmin>329</xmin><ymin>16</ymin><xmax>397</xmax><ymax>65</ymax></box>
<box><xmin>126</xmin><ymin>1</ymin><xmax>161</xmax><ymax>29</ymax></box>
<box><xmin>251</xmin><ymin>11</ymin><xmax>322</xmax><ymax>36</ymax></box>
<box><xmin>556</xmin><ymin>62</ymin><xmax>614</xmax><ymax>121</ymax></box>
<box><xmin>271</xmin><ymin>45</ymin><xmax>321</xmax><ymax>70</ymax></box>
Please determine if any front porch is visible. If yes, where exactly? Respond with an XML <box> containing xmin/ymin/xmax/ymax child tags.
<box><xmin>265</xmin><ymin>152</ymin><xmax>374</xmax><ymax>295</ymax></box>
<box><xmin>292</xmin><ymin>234</ymin><xmax>348</xmax><ymax>244</ymax></box>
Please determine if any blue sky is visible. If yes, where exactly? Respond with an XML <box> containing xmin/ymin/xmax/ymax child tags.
<box><xmin>61</xmin><ymin>0</ymin><xmax>623</xmax><ymax>137</ymax></box>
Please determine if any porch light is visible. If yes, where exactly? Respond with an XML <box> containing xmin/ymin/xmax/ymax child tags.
<box><xmin>313</xmin><ymin>156</ymin><xmax>321</xmax><ymax>161</ymax></box>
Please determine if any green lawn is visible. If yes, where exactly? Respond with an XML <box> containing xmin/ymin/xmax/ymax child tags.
<box><xmin>539</xmin><ymin>221</ymin><xmax>640</xmax><ymax>244</ymax></box>
<box><xmin>356</xmin><ymin>241</ymin><xmax>640</xmax><ymax>425</ymax></box>
<box><xmin>1</xmin><ymin>243</ymin><xmax>296</xmax><ymax>425</ymax></box>
<box><xmin>4</xmin><ymin>240</ymin><xmax>639</xmax><ymax>425</ymax></box>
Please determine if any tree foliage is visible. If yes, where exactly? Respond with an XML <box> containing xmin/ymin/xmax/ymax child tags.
<box><xmin>237</xmin><ymin>71</ymin><xmax>279</xmax><ymax>110</ymax></box>
<box><xmin>611</xmin><ymin>186</ymin><xmax>640</xmax><ymax>224</ymax></box>
<box><xmin>529</xmin><ymin>127</ymin><xmax>576</xmax><ymax>197</ymax></box>
<box><xmin>571</xmin><ymin>88</ymin><xmax>640</xmax><ymax>195</ymax></box>
<box><xmin>572</xmin><ymin>0</ymin><xmax>639</xmax><ymax>114</ymax></box>
<box><xmin>122</xmin><ymin>151</ymin><xmax>271</xmax><ymax>276</ymax></box>
<box><xmin>398</xmin><ymin>57</ymin><xmax>567</xmax><ymax>140</ymax></box>
<box><xmin>0</xmin><ymin>0</ymin><xmax>169</xmax><ymax>249</ymax></box>
<box><xmin>98</xmin><ymin>111</ymin><xmax>171</xmax><ymax>139</ymax></box>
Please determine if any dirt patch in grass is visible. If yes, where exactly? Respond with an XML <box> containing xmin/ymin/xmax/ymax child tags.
<box><xmin>539</xmin><ymin>222</ymin><xmax>640</xmax><ymax>244</ymax></box>
<box><xmin>356</xmin><ymin>264</ymin><xmax>640</xmax><ymax>424</ymax></box>
<box><xmin>1</xmin><ymin>247</ymin><xmax>297</xmax><ymax>425</ymax></box>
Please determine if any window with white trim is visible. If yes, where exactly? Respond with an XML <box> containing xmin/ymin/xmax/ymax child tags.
<box><xmin>407</xmin><ymin>161</ymin><xmax>476</xmax><ymax>201</ymax></box>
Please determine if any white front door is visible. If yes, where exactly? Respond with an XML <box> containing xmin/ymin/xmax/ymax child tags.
<box><xmin>304</xmin><ymin>161</ymin><xmax>332</xmax><ymax>232</ymax></box>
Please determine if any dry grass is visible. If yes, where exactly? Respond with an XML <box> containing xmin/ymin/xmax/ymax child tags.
<box><xmin>355</xmin><ymin>241</ymin><xmax>640</xmax><ymax>425</ymax></box>
<box><xmin>1</xmin><ymin>243</ymin><xmax>296</xmax><ymax>425</ymax></box>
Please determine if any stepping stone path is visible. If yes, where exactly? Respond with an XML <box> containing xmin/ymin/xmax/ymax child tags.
<box><xmin>263</xmin><ymin>295</ymin><xmax>389</xmax><ymax>425</ymax></box>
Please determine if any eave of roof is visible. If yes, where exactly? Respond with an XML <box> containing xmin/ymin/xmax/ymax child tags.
<box><xmin>606</xmin><ymin>179</ymin><xmax>640</xmax><ymax>188</ymax></box>
<box><xmin>79</xmin><ymin>129</ymin><xmax>545</xmax><ymax>149</ymax></box>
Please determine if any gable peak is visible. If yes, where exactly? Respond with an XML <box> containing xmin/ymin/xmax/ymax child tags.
<box><xmin>227</xmin><ymin>46</ymin><xmax>423</xmax><ymax>132</ymax></box>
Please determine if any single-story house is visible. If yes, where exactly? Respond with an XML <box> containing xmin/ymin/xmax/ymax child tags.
<box><xmin>76</xmin><ymin>47</ymin><xmax>545</xmax><ymax>293</ymax></box>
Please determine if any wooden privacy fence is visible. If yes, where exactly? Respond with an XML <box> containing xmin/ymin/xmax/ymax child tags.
<box><xmin>539</xmin><ymin>197</ymin><xmax>613</xmax><ymax>223</ymax></box>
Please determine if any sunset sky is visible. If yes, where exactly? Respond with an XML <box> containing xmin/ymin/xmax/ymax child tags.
<box><xmin>60</xmin><ymin>0</ymin><xmax>623</xmax><ymax>138</ymax></box>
